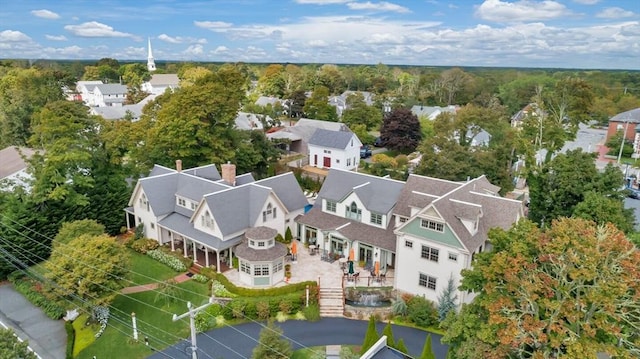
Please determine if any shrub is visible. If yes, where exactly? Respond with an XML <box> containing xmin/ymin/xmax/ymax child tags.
<box><xmin>211</xmin><ymin>280</ymin><xmax>236</xmax><ymax>298</ymax></box>
<box><xmin>256</xmin><ymin>301</ymin><xmax>270</xmax><ymax>319</ymax></box>
<box><xmin>146</xmin><ymin>249</ymin><xmax>187</xmax><ymax>272</ymax></box>
<box><xmin>199</xmin><ymin>267</ymin><xmax>217</xmax><ymax>279</ymax></box>
<box><xmin>92</xmin><ymin>306</ymin><xmax>109</xmax><ymax>338</ymax></box>
<box><xmin>192</xmin><ymin>274</ymin><xmax>209</xmax><ymax>283</ymax></box>
<box><xmin>10</xmin><ymin>275</ymin><xmax>65</xmax><ymax>320</ymax></box>
<box><xmin>130</xmin><ymin>238</ymin><xmax>159</xmax><ymax>254</ymax></box>
<box><xmin>392</xmin><ymin>298</ymin><xmax>408</xmax><ymax>317</ymax></box>
<box><xmin>65</xmin><ymin>321</ymin><xmax>75</xmax><ymax>359</ymax></box>
<box><xmin>210</xmin><ymin>272</ymin><xmax>316</xmax><ymax>298</ymax></box>
<box><xmin>302</xmin><ymin>304</ymin><xmax>320</xmax><ymax>322</ymax></box>
<box><xmin>407</xmin><ymin>295</ymin><xmax>438</xmax><ymax>328</ymax></box>
<box><xmin>278</xmin><ymin>299</ymin><xmax>292</xmax><ymax>314</ymax></box>
<box><xmin>194</xmin><ymin>304</ymin><xmax>222</xmax><ymax>332</ymax></box>
<box><xmin>275</xmin><ymin>233</ymin><xmax>285</xmax><ymax>243</ymax></box>
<box><xmin>285</xmin><ymin>227</ymin><xmax>293</xmax><ymax>243</ymax></box>
<box><xmin>133</xmin><ymin>223</ymin><xmax>144</xmax><ymax>240</ymax></box>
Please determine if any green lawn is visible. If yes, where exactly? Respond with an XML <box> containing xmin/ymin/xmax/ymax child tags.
<box><xmin>127</xmin><ymin>250</ymin><xmax>178</xmax><ymax>286</ymax></box>
<box><xmin>76</xmin><ymin>280</ymin><xmax>210</xmax><ymax>359</ymax></box>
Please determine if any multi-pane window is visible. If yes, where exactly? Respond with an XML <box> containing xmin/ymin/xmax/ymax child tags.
<box><xmin>177</xmin><ymin>197</ymin><xmax>186</xmax><ymax>207</ymax></box>
<box><xmin>419</xmin><ymin>273</ymin><xmax>437</xmax><ymax>290</ymax></box>
<box><xmin>420</xmin><ymin>219</ymin><xmax>444</xmax><ymax>232</ymax></box>
<box><xmin>240</xmin><ymin>261</ymin><xmax>250</xmax><ymax>274</ymax></box>
<box><xmin>274</xmin><ymin>261</ymin><xmax>283</xmax><ymax>273</ymax></box>
<box><xmin>405</xmin><ymin>240</ymin><xmax>413</xmax><ymax>248</ymax></box>
<box><xmin>421</xmin><ymin>245</ymin><xmax>439</xmax><ymax>262</ymax></box>
<box><xmin>140</xmin><ymin>194</ymin><xmax>149</xmax><ymax>211</ymax></box>
<box><xmin>326</xmin><ymin>201</ymin><xmax>337</xmax><ymax>212</ymax></box>
<box><xmin>254</xmin><ymin>264</ymin><xmax>269</xmax><ymax>276</ymax></box>
<box><xmin>370</xmin><ymin>213</ymin><xmax>383</xmax><ymax>225</ymax></box>
<box><xmin>258</xmin><ymin>241</ymin><xmax>265</xmax><ymax>247</ymax></box>
<box><xmin>347</xmin><ymin>158</ymin><xmax>351</xmax><ymax>166</ymax></box>
<box><xmin>448</xmin><ymin>252</ymin><xmax>458</xmax><ymax>262</ymax></box>
<box><xmin>345</xmin><ymin>202</ymin><xmax>362</xmax><ymax>221</ymax></box>
<box><xmin>263</xmin><ymin>203</ymin><xmax>273</xmax><ymax>222</ymax></box>
<box><xmin>399</xmin><ymin>217</ymin><xmax>407</xmax><ymax>223</ymax></box>
<box><xmin>201</xmin><ymin>211</ymin><xmax>214</xmax><ymax>229</ymax></box>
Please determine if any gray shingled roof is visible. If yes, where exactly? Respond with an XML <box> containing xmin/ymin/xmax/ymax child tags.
<box><xmin>94</xmin><ymin>83</ymin><xmax>128</xmax><ymax>95</ymax></box>
<box><xmin>308</xmin><ymin>128</ymin><xmax>354</xmax><ymax>149</ymax></box>
<box><xmin>317</xmin><ymin>169</ymin><xmax>404</xmax><ymax>214</ymax></box>
<box><xmin>204</xmin><ymin>185</ymin><xmax>270</xmax><ymax>236</ymax></box>
<box><xmin>139</xmin><ymin>173</ymin><xmax>179</xmax><ymax>216</ymax></box>
<box><xmin>255</xmin><ymin>172</ymin><xmax>309</xmax><ymax>213</ymax></box>
<box><xmin>296</xmin><ymin>208</ymin><xmax>397</xmax><ymax>251</ymax></box>
<box><xmin>428</xmin><ymin>176</ymin><xmax>522</xmax><ymax>252</ymax></box>
<box><xmin>234</xmin><ymin>239</ymin><xmax>287</xmax><ymax>261</ymax></box>
<box><xmin>394</xmin><ymin>175</ymin><xmax>462</xmax><ymax>217</ymax></box>
<box><xmin>158</xmin><ymin>213</ymin><xmax>242</xmax><ymax>250</ymax></box>
<box><xmin>148</xmin><ymin>164</ymin><xmax>174</xmax><ymax>177</ymax></box>
<box><xmin>0</xmin><ymin>146</ymin><xmax>37</xmax><ymax>179</ymax></box>
<box><xmin>176</xmin><ymin>174</ymin><xmax>228</xmax><ymax>201</ymax></box>
<box><xmin>609</xmin><ymin>107</ymin><xmax>640</xmax><ymax>124</ymax></box>
<box><xmin>183</xmin><ymin>164</ymin><xmax>221</xmax><ymax>181</ymax></box>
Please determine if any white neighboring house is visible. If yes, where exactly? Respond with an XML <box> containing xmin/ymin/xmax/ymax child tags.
<box><xmin>125</xmin><ymin>162</ymin><xmax>309</xmax><ymax>276</ymax></box>
<box><xmin>0</xmin><ymin>146</ymin><xmax>37</xmax><ymax>192</ymax></box>
<box><xmin>393</xmin><ymin>175</ymin><xmax>524</xmax><ymax>306</ymax></box>
<box><xmin>92</xmin><ymin>84</ymin><xmax>128</xmax><ymax>107</ymax></box>
<box><xmin>141</xmin><ymin>74</ymin><xmax>180</xmax><ymax>95</ymax></box>
<box><xmin>234</xmin><ymin>112</ymin><xmax>267</xmax><ymax>130</ymax></box>
<box><xmin>90</xmin><ymin>94</ymin><xmax>157</xmax><ymax>121</ymax></box>
<box><xmin>76</xmin><ymin>81</ymin><xmax>103</xmax><ymax>106</ymax></box>
<box><xmin>308</xmin><ymin>128</ymin><xmax>362</xmax><ymax>171</ymax></box>
<box><xmin>411</xmin><ymin>105</ymin><xmax>458</xmax><ymax>120</ymax></box>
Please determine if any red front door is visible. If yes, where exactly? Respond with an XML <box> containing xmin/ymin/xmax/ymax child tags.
<box><xmin>323</xmin><ymin>156</ymin><xmax>331</xmax><ymax>168</ymax></box>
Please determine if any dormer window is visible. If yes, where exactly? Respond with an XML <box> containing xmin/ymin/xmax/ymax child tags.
<box><xmin>201</xmin><ymin>211</ymin><xmax>214</xmax><ymax>229</ymax></box>
<box><xmin>345</xmin><ymin>202</ymin><xmax>361</xmax><ymax>222</ymax></box>
<box><xmin>263</xmin><ymin>203</ymin><xmax>275</xmax><ymax>222</ymax></box>
<box><xmin>421</xmin><ymin>219</ymin><xmax>444</xmax><ymax>233</ymax></box>
<box><xmin>139</xmin><ymin>194</ymin><xmax>149</xmax><ymax>211</ymax></box>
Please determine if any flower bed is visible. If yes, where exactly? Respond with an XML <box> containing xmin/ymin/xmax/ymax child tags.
<box><xmin>146</xmin><ymin>249</ymin><xmax>187</xmax><ymax>272</ymax></box>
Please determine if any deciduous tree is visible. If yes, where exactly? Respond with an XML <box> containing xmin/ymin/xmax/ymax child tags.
<box><xmin>44</xmin><ymin>234</ymin><xmax>129</xmax><ymax>306</ymax></box>
<box><xmin>380</xmin><ymin>108</ymin><xmax>421</xmax><ymax>153</ymax></box>
<box><xmin>303</xmin><ymin>86</ymin><xmax>337</xmax><ymax>121</ymax></box>
<box><xmin>0</xmin><ymin>328</ymin><xmax>37</xmax><ymax>359</ymax></box>
<box><xmin>443</xmin><ymin>218</ymin><xmax>640</xmax><ymax>359</ymax></box>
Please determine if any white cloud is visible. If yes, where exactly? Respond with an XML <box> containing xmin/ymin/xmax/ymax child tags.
<box><xmin>194</xmin><ymin>21</ymin><xmax>232</xmax><ymax>30</ymax></box>
<box><xmin>572</xmin><ymin>0</ymin><xmax>599</xmax><ymax>4</ymax></box>
<box><xmin>64</xmin><ymin>21</ymin><xmax>134</xmax><ymax>38</ymax></box>
<box><xmin>0</xmin><ymin>30</ymin><xmax>31</xmax><ymax>42</ymax></box>
<box><xmin>31</xmin><ymin>9</ymin><xmax>60</xmax><ymax>19</ymax></box>
<box><xmin>475</xmin><ymin>0</ymin><xmax>572</xmax><ymax>23</ymax></box>
<box><xmin>295</xmin><ymin>0</ymin><xmax>350</xmax><ymax>4</ymax></box>
<box><xmin>347</xmin><ymin>1</ymin><xmax>410</xmax><ymax>13</ymax></box>
<box><xmin>158</xmin><ymin>33</ymin><xmax>207</xmax><ymax>44</ymax></box>
<box><xmin>213</xmin><ymin>46</ymin><xmax>229</xmax><ymax>54</ymax></box>
<box><xmin>596</xmin><ymin>7</ymin><xmax>635</xmax><ymax>19</ymax></box>
<box><xmin>45</xmin><ymin>34</ymin><xmax>68</xmax><ymax>41</ymax></box>
<box><xmin>183</xmin><ymin>44</ymin><xmax>204</xmax><ymax>56</ymax></box>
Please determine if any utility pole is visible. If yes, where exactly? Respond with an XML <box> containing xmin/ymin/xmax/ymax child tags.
<box><xmin>172</xmin><ymin>298</ymin><xmax>214</xmax><ymax>359</ymax></box>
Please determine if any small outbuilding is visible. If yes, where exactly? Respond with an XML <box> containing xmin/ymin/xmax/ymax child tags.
<box><xmin>234</xmin><ymin>227</ymin><xmax>288</xmax><ymax>286</ymax></box>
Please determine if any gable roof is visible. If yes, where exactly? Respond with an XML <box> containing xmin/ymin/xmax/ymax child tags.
<box><xmin>254</xmin><ymin>172</ymin><xmax>309</xmax><ymax>213</ymax></box>
<box><xmin>93</xmin><ymin>83</ymin><xmax>128</xmax><ymax>95</ymax></box>
<box><xmin>0</xmin><ymin>146</ymin><xmax>37</xmax><ymax>179</ymax></box>
<box><xmin>308</xmin><ymin>128</ymin><xmax>355</xmax><ymax>149</ymax></box>
<box><xmin>609</xmin><ymin>107</ymin><xmax>640</xmax><ymax>124</ymax></box>
<box><xmin>294</xmin><ymin>118</ymin><xmax>348</xmax><ymax>132</ymax></box>
<box><xmin>203</xmin><ymin>184</ymin><xmax>270</xmax><ymax>236</ymax></box>
<box><xmin>148</xmin><ymin>74</ymin><xmax>179</xmax><ymax>86</ymax></box>
<box><xmin>394</xmin><ymin>174</ymin><xmax>462</xmax><ymax>218</ymax></box>
<box><xmin>255</xmin><ymin>96</ymin><xmax>282</xmax><ymax>107</ymax></box>
<box><xmin>183</xmin><ymin>164</ymin><xmax>221</xmax><ymax>181</ymax></box>
<box><xmin>318</xmin><ymin>169</ymin><xmax>404</xmax><ymax>214</ymax></box>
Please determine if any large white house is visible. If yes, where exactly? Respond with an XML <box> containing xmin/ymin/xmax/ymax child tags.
<box><xmin>125</xmin><ymin>161</ymin><xmax>309</xmax><ymax>276</ymax></box>
<box><xmin>308</xmin><ymin>129</ymin><xmax>362</xmax><ymax>171</ymax></box>
<box><xmin>141</xmin><ymin>74</ymin><xmax>180</xmax><ymax>95</ymax></box>
<box><xmin>393</xmin><ymin>175</ymin><xmax>524</xmax><ymax>306</ymax></box>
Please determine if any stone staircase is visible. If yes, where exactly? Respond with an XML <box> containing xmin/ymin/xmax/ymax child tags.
<box><xmin>319</xmin><ymin>287</ymin><xmax>344</xmax><ymax>317</ymax></box>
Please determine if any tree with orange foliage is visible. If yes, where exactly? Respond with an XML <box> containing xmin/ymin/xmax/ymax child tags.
<box><xmin>443</xmin><ymin>218</ymin><xmax>640</xmax><ymax>359</ymax></box>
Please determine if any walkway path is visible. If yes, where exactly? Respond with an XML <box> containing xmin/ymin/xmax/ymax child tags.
<box><xmin>120</xmin><ymin>273</ymin><xmax>192</xmax><ymax>294</ymax></box>
<box><xmin>0</xmin><ymin>283</ymin><xmax>67</xmax><ymax>359</ymax></box>
<box><xmin>148</xmin><ymin>318</ymin><xmax>448</xmax><ymax>359</ymax></box>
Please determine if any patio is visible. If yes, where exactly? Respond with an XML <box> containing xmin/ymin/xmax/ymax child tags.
<box><xmin>222</xmin><ymin>241</ymin><xmax>394</xmax><ymax>289</ymax></box>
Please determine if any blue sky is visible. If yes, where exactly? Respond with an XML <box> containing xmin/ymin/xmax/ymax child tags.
<box><xmin>1</xmin><ymin>0</ymin><xmax>638</xmax><ymax>69</ymax></box>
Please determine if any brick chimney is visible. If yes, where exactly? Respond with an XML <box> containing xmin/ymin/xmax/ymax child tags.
<box><xmin>221</xmin><ymin>162</ymin><xmax>236</xmax><ymax>186</ymax></box>
<box><xmin>176</xmin><ymin>159</ymin><xmax>182</xmax><ymax>172</ymax></box>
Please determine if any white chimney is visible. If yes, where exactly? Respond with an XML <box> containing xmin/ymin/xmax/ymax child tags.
<box><xmin>176</xmin><ymin>159</ymin><xmax>182</xmax><ymax>172</ymax></box>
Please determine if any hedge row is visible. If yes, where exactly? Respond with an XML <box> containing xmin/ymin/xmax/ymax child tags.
<box><xmin>9</xmin><ymin>273</ymin><xmax>65</xmax><ymax>320</ymax></box>
<box><xmin>211</xmin><ymin>272</ymin><xmax>318</xmax><ymax>298</ymax></box>
<box><xmin>221</xmin><ymin>293</ymin><xmax>305</xmax><ymax>320</ymax></box>
<box><xmin>65</xmin><ymin>321</ymin><xmax>75</xmax><ymax>359</ymax></box>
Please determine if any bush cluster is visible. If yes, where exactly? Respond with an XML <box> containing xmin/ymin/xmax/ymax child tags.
<box><xmin>211</xmin><ymin>280</ymin><xmax>236</xmax><ymax>298</ymax></box>
<box><xmin>194</xmin><ymin>304</ymin><xmax>223</xmax><ymax>332</ymax></box>
<box><xmin>146</xmin><ymin>249</ymin><xmax>187</xmax><ymax>272</ymax></box>
<box><xmin>220</xmin><ymin>293</ymin><xmax>304</xmax><ymax>320</ymax></box>
<box><xmin>191</xmin><ymin>274</ymin><xmax>209</xmax><ymax>283</ymax></box>
<box><xmin>9</xmin><ymin>273</ymin><xmax>65</xmax><ymax>319</ymax></box>
<box><xmin>406</xmin><ymin>295</ymin><xmax>438</xmax><ymax>328</ymax></box>
<box><xmin>92</xmin><ymin>306</ymin><xmax>110</xmax><ymax>338</ymax></box>
<box><xmin>210</xmin><ymin>272</ymin><xmax>317</xmax><ymax>300</ymax></box>
<box><xmin>130</xmin><ymin>239</ymin><xmax>159</xmax><ymax>254</ymax></box>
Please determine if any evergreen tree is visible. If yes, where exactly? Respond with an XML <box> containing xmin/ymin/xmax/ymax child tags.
<box><xmin>382</xmin><ymin>321</ymin><xmax>396</xmax><ymax>348</ymax></box>
<box><xmin>360</xmin><ymin>316</ymin><xmax>380</xmax><ymax>354</ymax></box>
<box><xmin>395</xmin><ymin>338</ymin><xmax>409</xmax><ymax>354</ymax></box>
<box><xmin>420</xmin><ymin>334</ymin><xmax>436</xmax><ymax>359</ymax></box>
<box><xmin>251</xmin><ymin>321</ymin><xmax>292</xmax><ymax>359</ymax></box>
<box><xmin>437</xmin><ymin>276</ymin><xmax>458</xmax><ymax>322</ymax></box>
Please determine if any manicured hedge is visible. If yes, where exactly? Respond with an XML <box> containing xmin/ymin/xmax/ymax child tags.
<box><xmin>220</xmin><ymin>293</ymin><xmax>305</xmax><ymax>320</ymax></box>
<box><xmin>211</xmin><ymin>272</ymin><xmax>317</xmax><ymax>298</ymax></box>
<box><xmin>65</xmin><ymin>321</ymin><xmax>75</xmax><ymax>359</ymax></box>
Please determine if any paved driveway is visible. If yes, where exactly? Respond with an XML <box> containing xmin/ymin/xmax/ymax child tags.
<box><xmin>0</xmin><ymin>283</ymin><xmax>67</xmax><ymax>359</ymax></box>
<box><xmin>149</xmin><ymin>318</ymin><xmax>448</xmax><ymax>359</ymax></box>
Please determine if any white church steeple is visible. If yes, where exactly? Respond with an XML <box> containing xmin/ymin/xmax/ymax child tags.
<box><xmin>147</xmin><ymin>37</ymin><xmax>156</xmax><ymax>72</ymax></box>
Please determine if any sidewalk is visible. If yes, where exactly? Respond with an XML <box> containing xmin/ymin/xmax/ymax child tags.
<box><xmin>0</xmin><ymin>283</ymin><xmax>67</xmax><ymax>359</ymax></box>
<box><xmin>120</xmin><ymin>272</ymin><xmax>192</xmax><ymax>294</ymax></box>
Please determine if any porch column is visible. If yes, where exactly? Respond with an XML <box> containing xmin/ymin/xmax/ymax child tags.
<box><xmin>183</xmin><ymin>239</ymin><xmax>188</xmax><ymax>258</ymax></box>
<box><xmin>216</xmin><ymin>250</ymin><xmax>221</xmax><ymax>273</ymax></box>
<box><xmin>192</xmin><ymin>242</ymin><xmax>198</xmax><ymax>263</ymax></box>
<box><xmin>205</xmin><ymin>248</ymin><xmax>210</xmax><ymax>268</ymax></box>
<box><xmin>229</xmin><ymin>247</ymin><xmax>233</xmax><ymax>267</ymax></box>
<box><xmin>126</xmin><ymin>214</ymin><xmax>130</xmax><ymax>229</ymax></box>
<box><xmin>170</xmin><ymin>233</ymin><xmax>175</xmax><ymax>251</ymax></box>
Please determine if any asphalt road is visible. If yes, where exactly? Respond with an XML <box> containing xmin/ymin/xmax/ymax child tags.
<box><xmin>148</xmin><ymin>318</ymin><xmax>448</xmax><ymax>359</ymax></box>
<box><xmin>0</xmin><ymin>283</ymin><xmax>67</xmax><ymax>359</ymax></box>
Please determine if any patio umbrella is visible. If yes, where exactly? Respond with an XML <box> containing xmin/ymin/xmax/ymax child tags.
<box><xmin>348</xmin><ymin>260</ymin><xmax>354</xmax><ymax>275</ymax></box>
<box><xmin>374</xmin><ymin>261</ymin><xmax>380</xmax><ymax>276</ymax></box>
<box><xmin>348</xmin><ymin>248</ymin><xmax>355</xmax><ymax>261</ymax></box>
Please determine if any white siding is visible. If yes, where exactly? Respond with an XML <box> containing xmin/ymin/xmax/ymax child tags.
<box><xmin>133</xmin><ymin>188</ymin><xmax>160</xmax><ymax>242</ymax></box>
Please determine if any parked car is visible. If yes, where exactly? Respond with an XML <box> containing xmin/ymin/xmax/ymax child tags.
<box><xmin>628</xmin><ymin>188</ymin><xmax>640</xmax><ymax>199</ymax></box>
<box><xmin>360</xmin><ymin>145</ymin><xmax>372</xmax><ymax>158</ymax></box>
<box><xmin>373</xmin><ymin>137</ymin><xmax>385</xmax><ymax>147</ymax></box>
